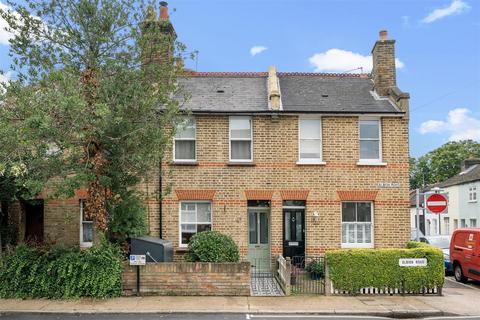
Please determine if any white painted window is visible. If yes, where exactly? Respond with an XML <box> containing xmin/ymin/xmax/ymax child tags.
<box><xmin>298</xmin><ymin>117</ymin><xmax>323</xmax><ymax>163</ymax></box>
<box><xmin>229</xmin><ymin>116</ymin><xmax>252</xmax><ymax>162</ymax></box>
<box><xmin>468</xmin><ymin>186</ymin><xmax>477</xmax><ymax>202</ymax></box>
<box><xmin>179</xmin><ymin>201</ymin><xmax>212</xmax><ymax>246</ymax></box>
<box><xmin>80</xmin><ymin>200</ymin><xmax>93</xmax><ymax>247</ymax></box>
<box><xmin>470</xmin><ymin>219</ymin><xmax>477</xmax><ymax>228</ymax></box>
<box><xmin>341</xmin><ymin>202</ymin><xmax>374</xmax><ymax>248</ymax></box>
<box><xmin>358</xmin><ymin>118</ymin><xmax>382</xmax><ymax>163</ymax></box>
<box><xmin>444</xmin><ymin>217</ymin><xmax>450</xmax><ymax>235</ymax></box>
<box><xmin>461</xmin><ymin>219</ymin><xmax>466</xmax><ymax>228</ymax></box>
<box><xmin>174</xmin><ymin>116</ymin><xmax>196</xmax><ymax>161</ymax></box>
<box><xmin>454</xmin><ymin>219</ymin><xmax>458</xmax><ymax>230</ymax></box>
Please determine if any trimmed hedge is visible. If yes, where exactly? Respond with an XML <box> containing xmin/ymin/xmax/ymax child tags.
<box><xmin>185</xmin><ymin>231</ymin><xmax>240</xmax><ymax>263</ymax></box>
<box><xmin>325</xmin><ymin>241</ymin><xmax>444</xmax><ymax>293</ymax></box>
<box><xmin>0</xmin><ymin>241</ymin><xmax>123</xmax><ymax>299</ymax></box>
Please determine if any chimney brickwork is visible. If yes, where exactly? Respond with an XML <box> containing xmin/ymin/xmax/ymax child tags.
<box><xmin>267</xmin><ymin>65</ymin><xmax>281</xmax><ymax>111</ymax></box>
<box><xmin>372</xmin><ymin>30</ymin><xmax>396</xmax><ymax>97</ymax></box>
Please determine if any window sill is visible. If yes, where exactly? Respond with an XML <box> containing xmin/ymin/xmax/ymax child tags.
<box><xmin>171</xmin><ymin>161</ymin><xmax>198</xmax><ymax>166</ymax></box>
<box><xmin>357</xmin><ymin>161</ymin><xmax>387</xmax><ymax>166</ymax></box>
<box><xmin>80</xmin><ymin>243</ymin><xmax>93</xmax><ymax>249</ymax></box>
<box><xmin>468</xmin><ymin>200</ymin><xmax>477</xmax><ymax>203</ymax></box>
<box><xmin>296</xmin><ymin>160</ymin><xmax>326</xmax><ymax>166</ymax></box>
<box><xmin>341</xmin><ymin>243</ymin><xmax>374</xmax><ymax>249</ymax></box>
<box><xmin>175</xmin><ymin>247</ymin><xmax>189</xmax><ymax>253</ymax></box>
<box><xmin>227</xmin><ymin>161</ymin><xmax>255</xmax><ymax>166</ymax></box>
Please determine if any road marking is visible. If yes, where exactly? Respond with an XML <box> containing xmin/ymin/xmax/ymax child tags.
<box><xmin>427</xmin><ymin>316</ymin><xmax>480</xmax><ymax>320</ymax></box>
<box><xmin>247</xmin><ymin>315</ymin><xmax>390</xmax><ymax>319</ymax></box>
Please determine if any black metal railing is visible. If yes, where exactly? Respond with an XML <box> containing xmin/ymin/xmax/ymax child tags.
<box><xmin>290</xmin><ymin>256</ymin><xmax>325</xmax><ymax>294</ymax></box>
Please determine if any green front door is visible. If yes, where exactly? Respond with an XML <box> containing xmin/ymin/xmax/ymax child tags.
<box><xmin>247</xmin><ymin>209</ymin><xmax>270</xmax><ymax>271</ymax></box>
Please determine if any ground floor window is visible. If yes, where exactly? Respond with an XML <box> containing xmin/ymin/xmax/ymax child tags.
<box><xmin>470</xmin><ymin>218</ymin><xmax>477</xmax><ymax>228</ymax></box>
<box><xmin>461</xmin><ymin>219</ymin><xmax>466</xmax><ymax>228</ymax></box>
<box><xmin>180</xmin><ymin>201</ymin><xmax>212</xmax><ymax>246</ymax></box>
<box><xmin>80</xmin><ymin>200</ymin><xmax>93</xmax><ymax>247</ymax></box>
<box><xmin>341</xmin><ymin>202</ymin><xmax>373</xmax><ymax>248</ymax></box>
<box><xmin>444</xmin><ymin>217</ymin><xmax>450</xmax><ymax>235</ymax></box>
<box><xmin>454</xmin><ymin>219</ymin><xmax>458</xmax><ymax>230</ymax></box>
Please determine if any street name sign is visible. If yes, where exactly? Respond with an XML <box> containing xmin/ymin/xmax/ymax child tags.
<box><xmin>425</xmin><ymin>193</ymin><xmax>448</xmax><ymax>214</ymax></box>
<box><xmin>399</xmin><ymin>258</ymin><xmax>427</xmax><ymax>267</ymax></box>
<box><xmin>129</xmin><ymin>254</ymin><xmax>146</xmax><ymax>266</ymax></box>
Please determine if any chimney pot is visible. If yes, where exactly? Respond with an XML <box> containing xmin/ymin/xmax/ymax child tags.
<box><xmin>379</xmin><ymin>30</ymin><xmax>388</xmax><ymax>40</ymax></box>
<box><xmin>160</xmin><ymin>1</ymin><xmax>169</xmax><ymax>20</ymax></box>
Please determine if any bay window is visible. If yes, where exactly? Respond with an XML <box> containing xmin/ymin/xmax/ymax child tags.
<box><xmin>180</xmin><ymin>201</ymin><xmax>212</xmax><ymax>246</ymax></box>
<box><xmin>341</xmin><ymin>202</ymin><xmax>373</xmax><ymax>248</ymax></box>
<box><xmin>174</xmin><ymin>116</ymin><xmax>196</xmax><ymax>161</ymax></box>
<box><xmin>229</xmin><ymin>116</ymin><xmax>252</xmax><ymax>161</ymax></box>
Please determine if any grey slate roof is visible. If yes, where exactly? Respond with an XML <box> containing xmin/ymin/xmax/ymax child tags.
<box><xmin>438</xmin><ymin>164</ymin><xmax>480</xmax><ymax>188</ymax></box>
<box><xmin>175</xmin><ymin>72</ymin><xmax>402</xmax><ymax>114</ymax></box>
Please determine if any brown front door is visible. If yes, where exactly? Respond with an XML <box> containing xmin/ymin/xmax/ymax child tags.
<box><xmin>24</xmin><ymin>200</ymin><xmax>44</xmax><ymax>243</ymax></box>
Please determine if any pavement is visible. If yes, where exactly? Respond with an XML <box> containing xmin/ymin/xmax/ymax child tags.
<box><xmin>0</xmin><ymin>280</ymin><xmax>479</xmax><ymax>318</ymax></box>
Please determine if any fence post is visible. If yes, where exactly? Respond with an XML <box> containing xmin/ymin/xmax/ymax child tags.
<box><xmin>285</xmin><ymin>257</ymin><xmax>291</xmax><ymax>296</ymax></box>
<box><xmin>324</xmin><ymin>260</ymin><xmax>332</xmax><ymax>296</ymax></box>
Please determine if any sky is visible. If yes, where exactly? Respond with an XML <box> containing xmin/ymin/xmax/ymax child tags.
<box><xmin>1</xmin><ymin>0</ymin><xmax>479</xmax><ymax>158</ymax></box>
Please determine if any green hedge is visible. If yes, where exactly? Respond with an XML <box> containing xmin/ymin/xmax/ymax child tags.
<box><xmin>325</xmin><ymin>241</ymin><xmax>444</xmax><ymax>294</ymax></box>
<box><xmin>185</xmin><ymin>231</ymin><xmax>240</xmax><ymax>263</ymax></box>
<box><xmin>0</xmin><ymin>241</ymin><xmax>123</xmax><ymax>298</ymax></box>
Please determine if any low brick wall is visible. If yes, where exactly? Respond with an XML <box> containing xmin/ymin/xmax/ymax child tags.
<box><xmin>122</xmin><ymin>261</ymin><xmax>251</xmax><ymax>296</ymax></box>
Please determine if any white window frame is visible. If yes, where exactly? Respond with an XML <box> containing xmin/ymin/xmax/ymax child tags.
<box><xmin>79</xmin><ymin>200</ymin><xmax>93</xmax><ymax>248</ymax></box>
<box><xmin>229</xmin><ymin>116</ymin><xmax>253</xmax><ymax>162</ymax></box>
<box><xmin>341</xmin><ymin>201</ymin><xmax>374</xmax><ymax>249</ymax></box>
<box><xmin>461</xmin><ymin>219</ymin><xmax>466</xmax><ymax>228</ymax></box>
<box><xmin>173</xmin><ymin>116</ymin><xmax>197</xmax><ymax>162</ymax></box>
<box><xmin>357</xmin><ymin>117</ymin><xmax>385</xmax><ymax>166</ymax></box>
<box><xmin>297</xmin><ymin>116</ymin><xmax>325</xmax><ymax>165</ymax></box>
<box><xmin>178</xmin><ymin>201</ymin><xmax>212</xmax><ymax>247</ymax></box>
<box><xmin>468</xmin><ymin>186</ymin><xmax>477</xmax><ymax>202</ymax></box>
<box><xmin>470</xmin><ymin>218</ymin><xmax>477</xmax><ymax>228</ymax></box>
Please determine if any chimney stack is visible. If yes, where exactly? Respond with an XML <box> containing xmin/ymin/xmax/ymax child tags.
<box><xmin>267</xmin><ymin>66</ymin><xmax>281</xmax><ymax>111</ymax></box>
<box><xmin>160</xmin><ymin>1</ymin><xmax>169</xmax><ymax>21</ymax></box>
<box><xmin>461</xmin><ymin>158</ymin><xmax>480</xmax><ymax>172</ymax></box>
<box><xmin>371</xmin><ymin>30</ymin><xmax>396</xmax><ymax>96</ymax></box>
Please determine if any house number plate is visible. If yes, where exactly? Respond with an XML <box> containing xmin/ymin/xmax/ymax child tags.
<box><xmin>288</xmin><ymin>242</ymin><xmax>299</xmax><ymax>246</ymax></box>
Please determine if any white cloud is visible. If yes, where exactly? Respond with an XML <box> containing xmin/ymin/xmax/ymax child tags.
<box><xmin>0</xmin><ymin>2</ymin><xmax>15</xmax><ymax>45</ymax></box>
<box><xmin>421</xmin><ymin>0</ymin><xmax>470</xmax><ymax>24</ymax></box>
<box><xmin>250</xmin><ymin>46</ymin><xmax>267</xmax><ymax>57</ymax></box>
<box><xmin>419</xmin><ymin>108</ymin><xmax>480</xmax><ymax>141</ymax></box>
<box><xmin>309</xmin><ymin>48</ymin><xmax>404</xmax><ymax>73</ymax></box>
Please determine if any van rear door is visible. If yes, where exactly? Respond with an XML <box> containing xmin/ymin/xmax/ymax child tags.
<box><xmin>469</xmin><ymin>232</ymin><xmax>480</xmax><ymax>281</ymax></box>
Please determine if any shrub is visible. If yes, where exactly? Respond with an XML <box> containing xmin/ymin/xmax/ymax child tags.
<box><xmin>0</xmin><ymin>240</ymin><xmax>123</xmax><ymax>298</ymax></box>
<box><xmin>306</xmin><ymin>260</ymin><xmax>324</xmax><ymax>275</ymax></box>
<box><xmin>325</xmin><ymin>242</ymin><xmax>444</xmax><ymax>294</ymax></box>
<box><xmin>185</xmin><ymin>231</ymin><xmax>240</xmax><ymax>263</ymax></box>
<box><xmin>107</xmin><ymin>191</ymin><xmax>148</xmax><ymax>244</ymax></box>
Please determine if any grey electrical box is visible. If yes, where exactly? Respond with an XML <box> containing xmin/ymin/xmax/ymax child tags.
<box><xmin>130</xmin><ymin>236</ymin><xmax>173</xmax><ymax>262</ymax></box>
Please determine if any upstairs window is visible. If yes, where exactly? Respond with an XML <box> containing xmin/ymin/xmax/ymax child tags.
<box><xmin>230</xmin><ymin>116</ymin><xmax>252</xmax><ymax>161</ymax></box>
<box><xmin>174</xmin><ymin>117</ymin><xmax>196</xmax><ymax>161</ymax></box>
<box><xmin>469</xmin><ymin>186</ymin><xmax>477</xmax><ymax>202</ymax></box>
<box><xmin>359</xmin><ymin>119</ymin><xmax>381</xmax><ymax>162</ymax></box>
<box><xmin>299</xmin><ymin>118</ymin><xmax>322</xmax><ymax>163</ymax></box>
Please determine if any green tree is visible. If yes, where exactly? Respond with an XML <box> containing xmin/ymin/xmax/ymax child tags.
<box><xmin>0</xmin><ymin>0</ymin><xmax>186</xmax><ymax>236</ymax></box>
<box><xmin>410</xmin><ymin>140</ymin><xmax>480</xmax><ymax>189</ymax></box>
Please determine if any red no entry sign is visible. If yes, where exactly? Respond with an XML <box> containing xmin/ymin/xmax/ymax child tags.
<box><xmin>425</xmin><ymin>193</ymin><xmax>448</xmax><ymax>214</ymax></box>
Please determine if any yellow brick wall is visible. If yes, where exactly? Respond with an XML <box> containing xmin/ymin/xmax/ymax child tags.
<box><xmin>139</xmin><ymin>114</ymin><xmax>410</xmax><ymax>259</ymax></box>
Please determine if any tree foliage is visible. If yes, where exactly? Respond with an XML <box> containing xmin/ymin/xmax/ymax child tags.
<box><xmin>410</xmin><ymin>140</ymin><xmax>480</xmax><ymax>189</ymax></box>
<box><xmin>0</xmin><ymin>0</ymin><xmax>187</xmax><ymax>234</ymax></box>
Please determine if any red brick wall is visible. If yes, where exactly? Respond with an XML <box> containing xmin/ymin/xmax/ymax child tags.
<box><xmin>122</xmin><ymin>262</ymin><xmax>250</xmax><ymax>296</ymax></box>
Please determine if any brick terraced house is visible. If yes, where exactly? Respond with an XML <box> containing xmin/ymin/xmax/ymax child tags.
<box><xmin>8</xmin><ymin>3</ymin><xmax>411</xmax><ymax>264</ymax></box>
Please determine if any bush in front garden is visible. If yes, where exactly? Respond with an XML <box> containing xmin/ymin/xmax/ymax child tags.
<box><xmin>0</xmin><ymin>240</ymin><xmax>123</xmax><ymax>299</ymax></box>
<box><xmin>325</xmin><ymin>241</ymin><xmax>444</xmax><ymax>294</ymax></box>
<box><xmin>185</xmin><ymin>231</ymin><xmax>240</xmax><ymax>263</ymax></box>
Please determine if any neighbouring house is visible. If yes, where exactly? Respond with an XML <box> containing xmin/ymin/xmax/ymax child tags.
<box><xmin>410</xmin><ymin>190</ymin><xmax>439</xmax><ymax>237</ymax></box>
<box><xmin>437</xmin><ymin>159</ymin><xmax>480</xmax><ymax>235</ymax></box>
<box><xmin>7</xmin><ymin>3</ymin><xmax>411</xmax><ymax>263</ymax></box>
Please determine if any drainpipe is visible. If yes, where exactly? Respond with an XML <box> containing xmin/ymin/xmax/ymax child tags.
<box><xmin>158</xmin><ymin>158</ymin><xmax>163</xmax><ymax>239</ymax></box>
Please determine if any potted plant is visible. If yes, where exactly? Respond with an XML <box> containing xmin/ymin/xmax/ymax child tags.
<box><xmin>306</xmin><ymin>260</ymin><xmax>324</xmax><ymax>280</ymax></box>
